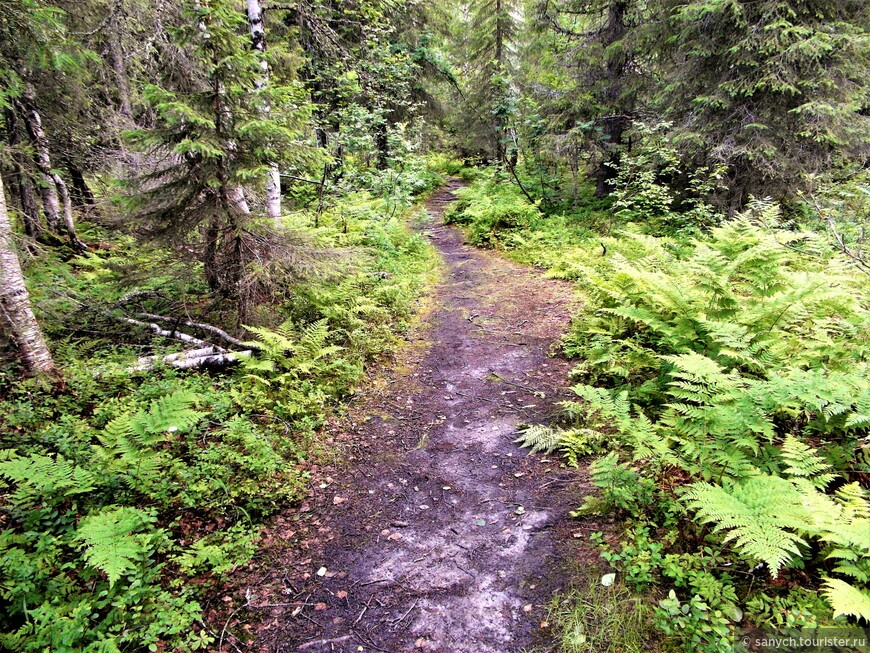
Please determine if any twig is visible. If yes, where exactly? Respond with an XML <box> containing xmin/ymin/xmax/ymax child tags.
<box><xmin>219</xmin><ymin>590</ymin><xmax>251</xmax><ymax>653</ymax></box>
<box><xmin>391</xmin><ymin>598</ymin><xmax>419</xmax><ymax>626</ymax></box>
<box><xmin>352</xmin><ymin>595</ymin><xmax>375</xmax><ymax>627</ymax></box>
<box><xmin>297</xmin><ymin>635</ymin><xmax>353</xmax><ymax>650</ymax></box>
<box><xmin>351</xmin><ymin>632</ymin><xmax>393</xmax><ymax>653</ymax></box>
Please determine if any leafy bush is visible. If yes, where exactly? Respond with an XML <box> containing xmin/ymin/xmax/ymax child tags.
<box><xmin>511</xmin><ymin>198</ymin><xmax>870</xmax><ymax>644</ymax></box>
<box><xmin>445</xmin><ymin>174</ymin><xmax>543</xmax><ymax>247</ymax></box>
<box><xmin>607</xmin><ymin>121</ymin><xmax>727</xmax><ymax>234</ymax></box>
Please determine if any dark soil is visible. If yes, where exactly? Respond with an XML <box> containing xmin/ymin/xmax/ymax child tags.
<box><xmin>212</xmin><ymin>180</ymin><xmax>603</xmax><ymax>653</ymax></box>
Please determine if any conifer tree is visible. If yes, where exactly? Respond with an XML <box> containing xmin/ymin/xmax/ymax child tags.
<box><xmin>126</xmin><ymin>0</ymin><xmax>309</xmax><ymax>322</ymax></box>
<box><xmin>653</xmin><ymin>0</ymin><xmax>870</xmax><ymax>206</ymax></box>
<box><xmin>466</xmin><ymin>0</ymin><xmax>521</xmax><ymax>164</ymax></box>
<box><xmin>530</xmin><ymin>0</ymin><xmax>646</xmax><ymax>196</ymax></box>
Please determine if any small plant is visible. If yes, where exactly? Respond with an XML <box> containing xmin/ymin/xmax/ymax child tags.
<box><xmin>654</xmin><ymin>589</ymin><xmax>733</xmax><ymax>653</ymax></box>
<box><xmin>592</xmin><ymin>527</ymin><xmax>665</xmax><ymax>590</ymax></box>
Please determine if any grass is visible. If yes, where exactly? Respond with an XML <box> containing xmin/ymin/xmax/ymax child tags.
<box><xmin>547</xmin><ymin>579</ymin><xmax>659</xmax><ymax>653</ymax></box>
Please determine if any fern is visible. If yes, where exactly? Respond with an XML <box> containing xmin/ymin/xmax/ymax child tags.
<box><xmin>821</xmin><ymin>579</ymin><xmax>870</xmax><ymax>621</ymax></box>
<box><xmin>514</xmin><ymin>424</ymin><xmax>561</xmax><ymax>454</ymax></box>
<box><xmin>683</xmin><ymin>476</ymin><xmax>810</xmax><ymax>576</ymax></box>
<box><xmin>129</xmin><ymin>391</ymin><xmax>203</xmax><ymax>443</ymax></box>
<box><xmin>75</xmin><ymin>507</ymin><xmax>158</xmax><ymax>586</ymax></box>
<box><xmin>92</xmin><ymin>391</ymin><xmax>202</xmax><ymax>498</ymax></box>
<box><xmin>583</xmin><ymin>452</ymin><xmax>656</xmax><ymax>514</ymax></box>
<box><xmin>0</xmin><ymin>452</ymin><xmax>97</xmax><ymax>508</ymax></box>
<box><xmin>780</xmin><ymin>435</ymin><xmax>835</xmax><ymax>489</ymax></box>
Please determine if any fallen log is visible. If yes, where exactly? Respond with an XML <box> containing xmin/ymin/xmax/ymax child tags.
<box><xmin>128</xmin><ymin>347</ymin><xmax>252</xmax><ymax>372</ymax></box>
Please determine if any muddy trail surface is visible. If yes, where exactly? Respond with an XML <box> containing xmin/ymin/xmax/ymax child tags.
<box><xmin>218</xmin><ymin>180</ymin><xmax>594</xmax><ymax>653</ymax></box>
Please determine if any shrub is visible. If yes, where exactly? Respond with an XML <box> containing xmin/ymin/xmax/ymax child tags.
<box><xmin>445</xmin><ymin>175</ymin><xmax>542</xmax><ymax>247</ymax></box>
<box><xmin>518</xmin><ymin>202</ymin><xmax>870</xmax><ymax>632</ymax></box>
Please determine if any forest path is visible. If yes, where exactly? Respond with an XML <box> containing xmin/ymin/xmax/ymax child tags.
<box><xmin>224</xmin><ymin>180</ymin><xmax>588</xmax><ymax>653</ymax></box>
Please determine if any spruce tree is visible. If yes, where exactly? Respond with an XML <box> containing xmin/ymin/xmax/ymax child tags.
<box><xmin>466</xmin><ymin>0</ymin><xmax>521</xmax><ymax>164</ymax></box>
<box><xmin>654</xmin><ymin>0</ymin><xmax>870</xmax><ymax>206</ymax></box>
<box><xmin>125</xmin><ymin>0</ymin><xmax>309</xmax><ymax>322</ymax></box>
<box><xmin>529</xmin><ymin>0</ymin><xmax>647</xmax><ymax>196</ymax></box>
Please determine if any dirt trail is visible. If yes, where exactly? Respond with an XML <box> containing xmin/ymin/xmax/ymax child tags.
<box><xmin>223</xmin><ymin>181</ymin><xmax>589</xmax><ymax>652</ymax></box>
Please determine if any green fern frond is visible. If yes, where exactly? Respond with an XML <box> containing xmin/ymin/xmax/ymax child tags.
<box><xmin>0</xmin><ymin>453</ymin><xmax>97</xmax><ymax>507</ymax></box>
<box><xmin>76</xmin><ymin>506</ymin><xmax>157</xmax><ymax>586</ymax></box>
<box><xmin>835</xmin><ymin>483</ymin><xmax>870</xmax><ymax>521</ymax></box>
<box><xmin>129</xmin><ymin>391</ymin><xmax>203</xmax><ymax>443</ymax></box>
<box><xmin>683</xmin><ymin>476</ymin><xmax>810</xmax><ymax>576</ymax></box>
<box><xmin>514</xmin><ymin>424</ymin><xmax>562</xmax><ymax>454</ymax></box>
<box><xmin>832</xmin><ymin>562</ymin><xmax>870</xmax><ymax>584</ymax></box>
<box><xmin>822</xmin><ymin>578</ymin><xmax>870</xmax><ymax>621</ymax></box>
<box><xmin>780</xmin><ymin>435</ymin><xmax>835</xmax><ymax>489</ymax></box>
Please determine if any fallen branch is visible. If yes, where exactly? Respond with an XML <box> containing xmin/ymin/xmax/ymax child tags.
<box><xmin>298</xmin><ymin>635</ymin><xmax>353</xmax><ymax>650</ymax></box>
<box><xmin>118</xmin><ymin>315</ymin><xmax>221</xmax><ymax>349</ymax></box>
<box><xmin>136</xmin><ymin>312</ymin><xmax>248</xmax><ymax>348</ymax></box>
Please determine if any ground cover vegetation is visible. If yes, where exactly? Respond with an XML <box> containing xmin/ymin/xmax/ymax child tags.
<box><xmin>0</xmin><ymin>0</ymin><xmax>868</xmax><ymax>651</ymax></box>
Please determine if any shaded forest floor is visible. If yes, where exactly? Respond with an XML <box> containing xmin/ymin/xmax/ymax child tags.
<box><xmin>212</xmin><ymin>181</ymin><xmax>607</xmax><ymax>652</ymax></box>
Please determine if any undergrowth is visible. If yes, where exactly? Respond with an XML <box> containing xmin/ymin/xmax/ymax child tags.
<box><xmin>455</xmin><ymin>163</ymin><xmax>870</xmax><ymax>651</ymax></box>
<box><xmin>0</xmin><ymin>165</ymin><xmax>441</xmax><ymax>652</ymax></box>
<box><xmin>547</xmin><ymin>579</ymin><xmax>655</xmax><ymax>653</ymax></box>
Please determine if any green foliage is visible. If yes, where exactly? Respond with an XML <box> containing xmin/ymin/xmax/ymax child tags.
<box><xmin>683</xmin><ymin>476</ymin><xmax>810</xmax><ymax>576</ymax></box>
<box><xmin>592</xmin><ymin>530</ymin><xmax>747</xmax><ymax>651</ymax></box>
<box><xmin>593</xmin><ymin>527</ymin><xmax>666</xmax><ymax>590</ymax></box>
<box><xmin>445</xmin><ymin>173</ymin><xmax>543</xmax><ymax>247</ymax></box>
<box><xmin>608</xmin><ymin>122</ymin><xmax>727</xmax><ymax>233</ymax></box>
<box><xmin>0</xmin><ymin>385</ymin><xmax>243</xmax><ymax>652</ymax></box>
<box><xmin>506</xmin><ymin>190</ymin><xmax>870</xmax><ymax>638</ymax></box>
<box><xmin>744</xmin><ymin>588</ymin><xmax>830</xmax><ymax>630</ymax></box>
<box><xmin>653</xmin><ymin>0</ymin><xmax>870</xmax><ymax>200</ymax></box>
<box><xmin>0</xmin><ymin>156</ymin><xmax>439</xmax><ymax>651</ymax></box>
<box><xmin>75</xmin><ymin>507</ymin><xmax>159</xmax><ymax>586</ymax></box>
<box><xmin>239</xmin><ymin>318</ymin><xmax>358</xmax><ymax>418</ymax></box>
<box><xmin>580</xmin><ymin>453</ymin><xmax>657</xmax><ymax>517</ymax></box>
<box><xmin>654</xmin><ymin>589</ymin><xmax>732</xmax><ymax>653</ymax></box>
<box><xmin>822</xmin><ymin>579</ymin><xmax>870</xmax><ymax>622</ymax></box>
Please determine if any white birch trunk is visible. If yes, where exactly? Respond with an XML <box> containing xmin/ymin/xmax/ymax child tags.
<box><xmin>51</xmin><ymin>172</ymin><xmax>87</xmax><ymax>251</ymax></box>
<box><xmin>246</xmin><ymin>0</ymin><xmax>282</xmax><ymax>225</ymax></box>
<box><xmin>20</xmin><ymin>87</ymin><xmax>62</xmax><ymax>233</ymax></box>
<box><xmin>0</xmin><ymin>176</ymin><xmax>57</xmax><ymax>377</ymax></box>
<box><xmin>228</xmin><ymin>185</ymin><xmax>251</xmax><ymax>215</ymax></box>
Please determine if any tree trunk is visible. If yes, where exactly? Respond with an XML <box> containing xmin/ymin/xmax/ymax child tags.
<box><xmin>203</xmin><ymin>215</ymin><xmax>221</xmax><ymax>292</ymax></box>
<box><xmin>594</xmin><ymin>0</ymin><xmax>630</xmax><ymax>197</ymax></box>
<box><xmin>375</xmin><ymin>121</ymin><xmax>389</xmax><ymax>170</ymax></box>
<box><xmin>0</xmin><ymin>175</ymin><xmax>57</xmax><ymax>377</ymax></box>
<box><xmin>5</xmin><ymin>108</ymin><xmax>42</xmax><ymax>237</ymax></box>
<box><xmin>246</xmin><ymin>0</ymin><xmax>282</xmax><ymax>225</ymax></box>
<box><xmin>109</xmin><ymin>19</ymin><xmax>134</xmax><ymax>121</ymax></box>
<box><xmin>16</xmin><ymin>90</ymin><xmax>62</xmax><ymax>233</ymax></box>
<box><xmin>67</xmin><ymin>162</ymin><xmax>96</xmax><ymax>208</ymax></box>
<box><xmin>51</xmin><ymin>172</ymin><xmax>87</xmax><ymax>251</ymax></box>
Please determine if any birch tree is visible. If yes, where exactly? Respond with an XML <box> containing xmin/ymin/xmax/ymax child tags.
<box><xmin>0</xmin><ymin>175</ymin><xmax>57</xmax><ymax>377</ymax></box>
<box><xmin>246</xmin><ymin>0</ymin><xmax>282</xmax><ymax>224</ymax></box>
